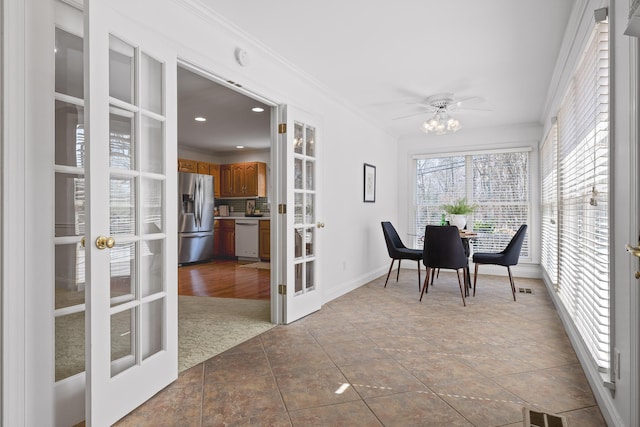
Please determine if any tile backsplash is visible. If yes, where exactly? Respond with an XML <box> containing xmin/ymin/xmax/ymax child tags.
<box><xmin>216</xmin><ymin>197</ymin><xmax>270</xmax><ymax>215</ymax></box>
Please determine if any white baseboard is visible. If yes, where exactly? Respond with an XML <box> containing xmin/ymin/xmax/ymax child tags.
<box><xmin>322</xmin><ymin>265</ymin><xmax>388</xmax><ymax>304</ymax></box>
<box><xmin>398</xmin><ymin>261</ymin><xmax>542</xmax><ymax>279</ymax></box>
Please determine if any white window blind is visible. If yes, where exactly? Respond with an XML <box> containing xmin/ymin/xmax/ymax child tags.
<box><xmin>414</xmin><ymin>151</ymin><xmax>530</xmax><ymax>256</ymax></box>
<box><xmin>471</xmin><ymin>152</ymin><xmax>530</xmax><ymax>256</ymax></box>
<box><xmin>541</xmin><ymin>124</ymin><xmax>558</xmax><ymax>285</ymax></box>
<box><xmin>555</xmin><ymin>22</ymin><xmax>610</xmax><ymax>369</ymax></box>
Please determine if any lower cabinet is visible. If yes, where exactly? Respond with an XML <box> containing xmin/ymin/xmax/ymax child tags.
<box><xmin>218</xmin><ymin>219</ymin><xmax>235</xmax><ymax>257</ymax></box>
<box><xmin>259</xmin><ymin>220</ymin><xmax>270</xmax><ymax>261</ymax></box>
<box><xmin>212</xmin><ymin>220</ymin><xmax>221</xmax><ymax>257</ymax></box>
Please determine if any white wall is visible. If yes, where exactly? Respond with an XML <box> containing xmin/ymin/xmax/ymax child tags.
<box><xmin>396</xmin><ymin>124</ymin><xmax>543</xmax><ymax>278</ymax></box>
<box><xmin>110</xmin><ymin>0</ymin><xmax>398</xmax><ymax>302</ymax></box>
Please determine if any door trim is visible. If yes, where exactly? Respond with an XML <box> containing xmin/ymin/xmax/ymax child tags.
<box><xmin>3</xmin><ymin>0</ymin><xmax>49</xmax><ymax>425</ymax></box>
<box><xmin>176</xmin><ymin>59</ymin><xmax>283</xmax><ymax>323</ymax></box>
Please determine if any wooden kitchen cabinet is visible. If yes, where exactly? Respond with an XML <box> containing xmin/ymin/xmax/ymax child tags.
<box><xmin>178</xmin><ymin>158</ymin><xmax>197</xmax><ymax>173</ymax></box>
<box><xmin>220</xmin><ymin>161</ymin><xmax>267</xmax><ymax>197</ymax></box>
<box><xmin>197</xmin><ymin>162</ymin><xmax>210</xmax><ymax>174</ymax></box>
<box><xmin>209</xmin><ymin>163</ymin><xmax>220</xmax><ymax>198</ymax></box>
<box><xmin>212</xmin><ymin>220</ymin><xmax>221</xmax><ymax>257</ymax></box>
<box><xmin>218</xmin><ymin>219</ymin><xmax>235</xmax><ymax>257</ymax></box>
<box><xmin>244</xmin><ymin>162</ymin><xmax>266</xmax><ymax>196</ymax></box>
<box><xmin>220</xmin><ymin>164</ymin><xmax>233</xmax><ymax>197</ymax></box>
<box><xmin>259</xmin><ymin>220</ymin><xmax>270</xmax><ymax>261</ymax></box>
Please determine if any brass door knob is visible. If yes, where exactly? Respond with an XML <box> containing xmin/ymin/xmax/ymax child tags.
<box><xmin>96</xmin><ymin>235</ymin><xmax>116</xmax><ymax>250</ymax></box>
<box><xmin>316</xmin><ymin>222</ymin><xmax>325</xmax><ymax>228</ymax></box>
<box><xmin>635</xmin><ymin>271</ymin><xmax>640</xmax><ymax>280</ymax></box>
<box><xmin>625</xmin><ymin>243</ymin><xmax>640</xmax><ymax>258</ymax></box>
<box><xmin>80</xmin><ymin>237</ymin><xmax>85</xmax><ymax>248</ymax></box>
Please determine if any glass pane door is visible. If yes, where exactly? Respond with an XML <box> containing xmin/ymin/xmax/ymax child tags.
<box><xmin>106</xmin><ymin>35</ymin><xmax>167</xmax><ymax>377</ymax></box>
<box><xmin>282</xmin><ymin>105</ymin><xmax>322</xmax><ymax>323</ymax></box>
<box><xmin>84</xmin><ymin>2</ymin><xmax>177</xmax><ymax>424</ymax></box>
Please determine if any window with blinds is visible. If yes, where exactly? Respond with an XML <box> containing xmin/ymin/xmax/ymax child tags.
<box><xmin>542</xmin><ymin>21</ymin><xmax>610</xmax><ymax>369</ymax></box>
<box><xmin>541</xmin><ymin>125</ymin><xmax>558</xmax><ymax>285</ymax></box>
<box><xmin>414</xmin><ymin>150</ymin><xmax>530</xmax><ymax>256</ymax></box>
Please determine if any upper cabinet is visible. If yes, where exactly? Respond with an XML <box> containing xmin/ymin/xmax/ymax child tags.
<box><xmin>197</xmin><ymin>162</ymin><xmax>210</xmax><ymax>174</ymax></box>
<box><xmin>177</xmin><ymin>158</ymin><xmax>197</xmax><ymax>173</ymax></box>
<box><xmin>209</xmin><ymin>163</ymin><xmax>220</xmax><ymax>198</ymax></box>
<box><xmin>221</xmin><ymin>162</ymin><xmax>267</xmax><ymax>198</ymax></box>
<box><xmin>179</xmin><ymin>158</ymin><xmax>266</xmax><ymax>198</ymax></box>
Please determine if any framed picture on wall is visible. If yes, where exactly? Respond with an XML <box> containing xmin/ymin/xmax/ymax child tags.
<box><xmin>363</xmin><ymin>163</ymin><xmax>376</xmax><ymax>203</ymax></box>
<box><xmin>245</xmin><ymin>199</ymin><xmax>256</xmax><ymax>215</ymax></box>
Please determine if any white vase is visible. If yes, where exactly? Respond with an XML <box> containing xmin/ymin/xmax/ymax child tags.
<box><xmin>450</xmin><ymin>214</ymin><xmax>467</xmax><ymax>230</ymax></box>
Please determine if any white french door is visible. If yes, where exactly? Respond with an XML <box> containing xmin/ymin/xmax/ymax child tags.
<box><xmin>50</xmin><ymin>0</ymin><xmax>177</xmax><ymax>425</ymax></box>
<box><xmin>84</xmin><ymin>1</ymin><xmax>177</xmax><ymax>424</ymax></box>
<box><xmin>279</xmin><ymin>105</ymin><xmax>323</xmax><ymax>323</ymax></box>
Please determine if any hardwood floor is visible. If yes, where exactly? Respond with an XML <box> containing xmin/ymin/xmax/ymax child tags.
<box><xmin>178</xmin><ymin>259</ymin><xmax>271</xmax><ymax>300</ymax></box>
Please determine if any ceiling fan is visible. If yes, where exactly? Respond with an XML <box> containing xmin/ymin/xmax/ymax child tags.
<box><xmin>393</xmin><ymin>92</ymin><xmax>487</xmax><ymax>135</ymax></box>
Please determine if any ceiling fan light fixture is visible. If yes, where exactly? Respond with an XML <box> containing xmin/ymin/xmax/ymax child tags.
<box><xmin>421</xmin><ymin>108</ymin><xmax>461</xmax><ymax>135</ymax></box>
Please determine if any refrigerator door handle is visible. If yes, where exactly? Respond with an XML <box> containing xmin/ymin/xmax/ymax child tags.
<box><xmin>197</xmin><ymin>175</ymin><xmax>204</xmax><ymax>228</ymax></box>
<box><xmin>195</xmin><ymin>175</ymin><xmax>201</xmax><ymax>228</ymax></box>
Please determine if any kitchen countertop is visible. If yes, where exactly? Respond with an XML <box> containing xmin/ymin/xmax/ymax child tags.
<box><xmin>214</xmin><ymin>215</ymin><xmax>271</xmax><ymax>221</ymax></box>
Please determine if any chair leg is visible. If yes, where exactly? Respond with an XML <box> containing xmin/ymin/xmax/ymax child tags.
<box><xmin>396</xmin><ymin>259</ymin><xmax>402</xmax><ymax>282</ymax></box>
<box><xmin>507</xmin><ymin>266</ymin><xmax>517</xmax><ymax>301</ymax></box>
<box><xmin>430</xmin><ymin>269</ymin><xmax>436</xmax><ymax>287</ymax></box>
<box><xmin>416</xmin><ymin>260</ymin><xmax>421</xmax><ymax>292</ymax></box>
<box><xmin>473</xmin><ymin>263</ymin><xmax>479</xmax><ymax>296</ymax></box>
<box><xmin>420</xmin><ymin>268</ymin><xmax>431</xmax><ymax>301</ymax></box>
<box><xmin>384</xmin><ymin>259</ymin><xmax>395</xmax><ymax>288</ymax></box>
<box><xmin>456</xmin><ymin>270</ymin><xmax>467</xmax><ymax>307</ymax></box>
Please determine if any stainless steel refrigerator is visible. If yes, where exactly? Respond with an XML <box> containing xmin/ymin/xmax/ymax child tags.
<box><xmin>178</xmin><ymin>171</ymin><xmax>214</xmax><ymax>264</ymax></box>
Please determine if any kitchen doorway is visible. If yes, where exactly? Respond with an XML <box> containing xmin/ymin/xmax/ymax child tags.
<box><xmin>176</xmin><ymin>64</ymin><xmax>275</xmax><ymax>370</ymax></box>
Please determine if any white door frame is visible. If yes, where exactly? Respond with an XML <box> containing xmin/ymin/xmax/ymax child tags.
<box><xmin>176</xmin><ymin>60</ymin><xmax>284</xmax><ymax>323</ymax></box>
<box><xmin>629</xmin><ymin>33</ymin><xmax>640</xmax><ymax>427</ymax></box>
<box><xmin>2</xmin><ymin>0</ymin><xmax>28</xmax><ymax>425</ymax></box>
<box><xmin>3</xmin><ymin>0</ymin><xmax>55</xmax><ymax>425</ymax></box>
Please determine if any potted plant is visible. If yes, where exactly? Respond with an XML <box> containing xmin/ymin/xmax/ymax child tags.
<box><xmin>441</xmin><ymin>198</ymin><xmax>477</xmax><ymax>229</ymax></box>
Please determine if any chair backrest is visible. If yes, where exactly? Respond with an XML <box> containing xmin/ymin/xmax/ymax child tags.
<box><xmin>423</xmin><ymin>225</ymin><xmax>468</xmax><ymax>269</ymax></box>
<box><xmin>381</xmin><ymin>221</ymin><xmax>406</xmax><ymax>257</ymax></box>
<box><xmin>501</xmin><ymin>224</ymin><xmax>528</xmax><ymax>265</ymax></box>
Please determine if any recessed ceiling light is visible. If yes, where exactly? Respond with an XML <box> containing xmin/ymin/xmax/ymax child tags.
<box><xmin>194</xmin><ymin>117</ymin><xmax>207</xmax><ymax>122</ymax></box>
<box><xmin>236</xmin><ymin>145</ymin><xmax>245</xmax><ymax>149</ymax></box>
<box><xmin>251</xmin><ymin>107</ymin><xmax>264</xmax><ymax>113</ymax></box>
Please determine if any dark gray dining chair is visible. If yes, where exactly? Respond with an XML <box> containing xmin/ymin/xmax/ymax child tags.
<box><xmin>472</xmin><ymin>224</ymin><xmax>527</xmax><ymax>301</ymax></box>
<box><xmin>381</xmin><ymin>222</ymin><xmax>423</xmax><ymax>291</ymax></box>
<box><xmin>420</xmin><ymin>225</ymin><xmax>469</xmax><ymax>306</ymax></box>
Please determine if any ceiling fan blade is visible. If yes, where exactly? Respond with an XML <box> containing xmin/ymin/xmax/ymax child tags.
<box><xmin>455</xmin><ymin>106</ymin><xmax>492</xmax><ymax>113</ymax></box>
<box><xmin>392</xmin><ymin>111</ymin><xmax>429</xmax><ymax>121</ymax></box>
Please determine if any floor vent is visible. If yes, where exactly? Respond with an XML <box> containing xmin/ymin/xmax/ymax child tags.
<box><xmin>518</xmin><ymin>288</ymin><xmax>533</xmax><ymax>294</ymax></box>
<box><xmin>523</xmin><ymin>407</ymin><xmax>567</xmax><ymax>427</ymax></box>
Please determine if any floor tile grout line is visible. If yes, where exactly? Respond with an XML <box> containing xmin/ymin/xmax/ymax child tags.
<box><xmin>260</xmin><ymin>332</ymin><xmax>296</xmax><ymax>425</ymax></box>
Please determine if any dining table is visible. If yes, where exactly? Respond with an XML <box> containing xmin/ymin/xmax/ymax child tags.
<box><xmin>411</xmin><ymin>228</ymin><xmax>478</xmax><ymax>294</ymax></box>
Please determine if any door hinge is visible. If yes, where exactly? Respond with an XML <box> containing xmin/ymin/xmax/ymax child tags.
<box><xmin>278</xmin><ymin>284</ymin><xmax>287</xmax><ymax>295</ymax></box>
<box><xmin>278</xmin><ymin>204</ymin><xmax>287</xmax><ymax>214</ymax></box>
<box><xmin>278</xmin><ymin>123</ymin><xmax>287</xmax><ymax>134</ymax></box>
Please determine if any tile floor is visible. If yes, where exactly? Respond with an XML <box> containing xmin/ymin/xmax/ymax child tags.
<box><xmin>115</xmin><ymin>270</ymin><xmax>607</xmax><ymax>426</ymax></box>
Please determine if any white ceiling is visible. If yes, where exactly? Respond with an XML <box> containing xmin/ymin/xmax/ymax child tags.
<box><xmin>177</xmin><ymin>67</ymin><xmax>271</xmax><ymax>153</ymax></box>
<box><xmin>179</xmin><ymin>0</ymin><xmax>575</xmax><ymax>152</ymax></box>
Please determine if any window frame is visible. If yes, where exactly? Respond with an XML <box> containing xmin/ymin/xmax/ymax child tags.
<box><xmin>411</xmin><ymin>146</ymin><xmax>534</xmax><ymax>263</ymax></box>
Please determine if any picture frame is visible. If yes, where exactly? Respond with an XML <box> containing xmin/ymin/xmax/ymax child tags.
<box><xmin>245</xmin><ymin>199</ymin><xmax>256</xmax><ymax>216</ymax></box>
<box><xmin>363</xmin><ymin>163</ymin><xmax>376</xmax><ymax>203</ymax></box>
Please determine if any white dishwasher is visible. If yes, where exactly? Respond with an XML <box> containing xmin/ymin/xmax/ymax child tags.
<box><xmin>235</xmin><ymin>219</ymin><xmax>259</xmax><ymax>260</ymax></box>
